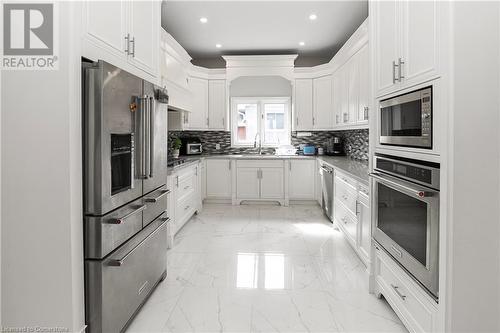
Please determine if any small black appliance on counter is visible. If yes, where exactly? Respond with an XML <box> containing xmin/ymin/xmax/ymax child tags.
<box><xmin>325</xmin><ymin>136</ymin><xmax>345</xmax><ymax>156</ymax></box>
<box><xmin>180</xmin><ymin>137</ymin><xmax>202</xmax><ymax>155</ymax></box>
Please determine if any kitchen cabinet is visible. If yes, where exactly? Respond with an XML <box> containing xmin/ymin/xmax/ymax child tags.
<box><xmin>260</xmin><ymin>168</ymin><xmax>284</xmax><ymax>199</ymax></box>
<box><xmin>82</xmin><ymin>0</ymin><xmax>159</xmax><ymax>81</ymax></box>
<box><xmin>235</xmin><ymin>160</ymin><xmax>285</xmax><ymax>204</ymax></box>
<box><xmin>236</xmin><ymin>168</ymin><xmax>260</xmax><ymax>199</ymax></box>
<box><xmin>372</xmin><ymin>0</ymin><xmax>440</xmax><ymax>97</ymax></box>
<box><xmin>357</xmin><ymin>45</ymin><xmax>370</xmax><ymax>123</ymax></box>
<box><xmin>206</xmin><ymin>159</ymin><xmax>232</xmax><ymax>199</ymax></box>
<box><xmin>288</xmin><ymin>159</ymin><xmax>316</xmax><ymax>200</ymax></box>
<box><xmin>347</xmin><ymin>56</ymin><xmax>359</xmax><ymax>124</ymax></box>
<box><xmin>188</xmin><ymin>77</ymin><xmax>209</xmax><ymax>129</ymax></box>
<box><xmin>293</xmin><ymin>79</ymin><xmax>314</xmax><ymax>130</ymax></box>
<box><xmin>313</xmin><ymin>75</ymin><xmax>334</xmax><ymax>129</ymax></box>
<box><xmin>357</xmin><ymin>185</ymin><xmax>370</xmax><ymax>263</ymax></box>
<box><xmin>208</xmin><ymin>80</ymin><xmax>227</xmax><ymax>130</ymax></box>
<box><xmin>200</xmin><ymin>159</ymin><xmax>207</xmax><ymax>201</ymax></box>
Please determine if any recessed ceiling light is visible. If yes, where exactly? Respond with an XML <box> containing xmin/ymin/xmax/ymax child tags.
<box><xmin>200</xmin><ymin>17</ymin><xmax>208</xmax><ymax>23</ymax></box>
<box><xmin>299</xmin><ymin>41</ymin><xmax>305</xmax><ymax>46</ymax></box>
<box><xmin>216</xmin><ymin>44</ymin><xmax>222</xmax><ymax>48</ymax></box>
<box><xmin>309</xmin><ymin>13</ymin><xmax>317</xmax><ymax>20</ymax></box>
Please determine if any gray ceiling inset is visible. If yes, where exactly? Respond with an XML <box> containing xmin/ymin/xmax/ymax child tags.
<box><xmin>161</xmin><ymin>1</ymin><xmax>368</xmax><ymax>68</ymax></box>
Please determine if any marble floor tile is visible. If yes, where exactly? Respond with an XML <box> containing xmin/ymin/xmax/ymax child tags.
<box><xmin>126</xmin><ymin>203</ymin><xmax>407</xmax><ymax>333</ymax></box>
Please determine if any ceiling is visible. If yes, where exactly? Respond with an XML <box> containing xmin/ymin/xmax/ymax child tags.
<box><xmin>161</xmin><ymin>1</ymin><xmax>368</xmax><ymax>68</ymax></box>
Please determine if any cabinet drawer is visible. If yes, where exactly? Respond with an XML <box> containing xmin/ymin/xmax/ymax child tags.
<box><xmin>143</xmin><ymin>185</ymin><xmax>169</xmax><ymax>227</ymax></box>
<box><xmin>334</xmin><ymin>201</ymin><xmax>357</xmax><ymax>245</ymax></box>
<box><xmin>375</xmin><ymin>246</ymin><xmax>436</xmax><ymax>333</ymax></box>
<box><xmin>85</xmin><ymin>214</ymin><xmax>168</xmax><ymax>333</ymax></box>
<box><xmin>335</xmin><ymin>176</ymin><xmax>358</xmax><ymax>215</ymax></box>
<box><xmin>335</xmin><ymin>171</ymin><xmax>358</xmax><ymax>189</ymax></box>
<box><xmin>177</xmin><ymin>174</ymin><xmax>195</xmax><ymax>201</ymax></box>
<box><xmin>175</xmin><ymin>192</ymin><xmax>195</xmax><ymax>228</ymax></box>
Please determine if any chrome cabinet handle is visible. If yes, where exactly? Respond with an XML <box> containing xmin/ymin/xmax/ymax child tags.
<box><xmin>228</xmin><ymin>160</ymin><xmax>231</xmax><ymax>170</ymax></box>
<box><xmin>108</xmin><ymin>204</ymin><xmax>147</xmax><ymax>224</ymax></box>
<box><xmin>312</xmin><ymin>117</ymin><xmax>315</xmax><ymax>126</ymax></box>
<box><xmin>130</xmin><ymin>36</ymin><xmax>135</xmax><ymax>57</ymax></box>
<box><xmin>176</xmin><ymin>176</ymin><xmax>179</xmax><ymax>187</ymax></box>
<box><xmin>364</xmin><ymin>107</ymin><xmax>369</xmax><ymax>120</ymax></box>
<box><xmin>206</xmin><ymin>117</ymin><xmax>209</xmax><ymax>126</ymax></box>
<box><xmin>222</xmin><ymin>117</ymin><xmax>225</xmax><ymax>127</ymax></box>
<box><xmin>398</xmin><ymin>58</ymin><xmax>405</xmax><ymax>80</ymax></box>
<box><xmin>335</xmin><ymin>115</ymin><xmax>339</xmax><ymax>124</ymax></box>
<box><xmin>391</xmin><ymin>245</ymin><xmax>403</xmax><ymax>258</ymax></box>
<box><xmin>124</xmin><ymin>33</ymin><xmax>130</xmax><ymax>54</ymax></box>
<box><xmin>392</xmin><ymin>60</ymin><xmax>398</xmax><ymax>83</ymax></box>
<box><xmin>391</xmin><ymin>284</ymin><xmax>407</xmax><ymax>301</ymax></box>
<box><xmin>184</xmin><ymin>205</ymin><xmax>190</xmax><ymax>211</ymax></box>
<box><xmin>145</xmin><ymin>189</ymin><xmax>170</xmax><ymax>203</ymax></box>
<box><xmin>184</xmin><ymin>185</ymin><xmax>190</xmax><ymax>190</ymax></box>
<box><xmin>296</xmin><ymin>117</ymin><xmax>299</xmax><ymax>126</ymax></box>
<box><xmin>108</xmin><ymin>218</ymin><xmax>168</xmax><ymax>266</ymax></box>
<box><xmin>355</xmin><ymin>201</ymin><xmax>360</xmax><ymax>215</ymax></box>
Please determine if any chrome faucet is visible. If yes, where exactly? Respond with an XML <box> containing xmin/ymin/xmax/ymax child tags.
<box><xmin>254</xmin><ymin>133</ymin><xmax>262</xmax><ymax>155</ymax></box>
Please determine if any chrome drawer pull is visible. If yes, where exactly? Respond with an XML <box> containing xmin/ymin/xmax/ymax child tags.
<box><xmin>108</xmin><ymin>204</ymin><xmax>147</xmax><ymax>224</ymax></box>
<box><xmin>391</xmin><ymin>284</ymin><xmax>407</xmax><ymax>301</ymax></box>
<box><xmin>108</xmin><ymin>218</ymin><xmax>168</xmax><ymax>267</ymax></box>
<box><xmin>184</xmin><ymin>185</ymin><xmax>190</xmax><ymax>190</ymax></box>
<box><xmin>184</xmin><ymin>205</ymin><xmax>190</xmax><ymax>211</ymax></box>
<box><xmin>144</xmin><ymin>189</ymin><xmax>170</xmax><ymax>203</ymax></box>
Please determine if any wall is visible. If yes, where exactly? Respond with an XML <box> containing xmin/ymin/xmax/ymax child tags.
<box><xmin>446</xmin><ymin>1</ymin><xmax>500</xmax><ymax>332</ymax></box>
<box><xmin>168</xmin><ymin>129</ymin><xmax>369</xmax><ymax>161</ymax></box>
<box><xmin>1</xmin><ymin>2</ymin><xmax>85</xmax><ymax>332</ymax></box>
<box><xmin>230</xmin><ymin>76</ymin><xmax>292</xmax><ymax>97</ymax></box>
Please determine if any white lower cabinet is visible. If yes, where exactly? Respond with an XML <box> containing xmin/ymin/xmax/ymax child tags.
<box><xmin>332</xmin><ymin>169</ymin><xmax>371</xmax><ymax>266</ymax></box>
<box><xmin>288</xmin><ymin>159</ymin><xmax>316</xmax><ymax>200</ymax></box>
<box><xmin>374</xmin><ymin>244</ymin><xmax>438</xmax><ymax>333</ymax></box>
<box><xmin>235</xmin><ymin>160</ymin><xmax>285</xmax><ymax>204</ymax></box>
<box><xmin>205</xmin><ymin>159</ymin><xmax>232</xmax><ymax>199</ymax></box>
<box><xmin>167</xmin><ymin>162</ymin><xmax>202</xmax><ymax>246</ymax></box>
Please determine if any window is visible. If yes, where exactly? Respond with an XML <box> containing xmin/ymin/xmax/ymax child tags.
<box><xmin>231</xmin><ymin>97</ymin><xmax>291</xmax><ymax>147</ymax></box>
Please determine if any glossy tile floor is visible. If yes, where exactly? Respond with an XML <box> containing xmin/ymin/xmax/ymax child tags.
<box><xmin>127</xmin><ymin>203</ymin><xmax>407</xmax><ymax>333</ymax></box>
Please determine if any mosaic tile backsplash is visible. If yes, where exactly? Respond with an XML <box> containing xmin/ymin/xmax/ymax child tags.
<box><xmin>168</xmin><ymin>129</ymin><xmax>369</xmax><ymax>161</ymax></box>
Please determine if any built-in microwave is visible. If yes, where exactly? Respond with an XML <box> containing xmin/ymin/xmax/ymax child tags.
<box><xmin>380</xmin><ymin>86</ymin><xmax>432</xmax><ymax>149</ymax></box>
<box><xmin>370</xmin><ymin>154</ymin><xmax>440</xmax><ymax>299</ymax></box>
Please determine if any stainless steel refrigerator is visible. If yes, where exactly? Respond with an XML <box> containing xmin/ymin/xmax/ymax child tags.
<box><xmin>82</xmin><ymin>60</ymin><xmax>170</xmax><ymax>333</ymax></box>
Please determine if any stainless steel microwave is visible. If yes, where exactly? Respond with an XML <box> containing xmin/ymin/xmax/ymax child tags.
<box><xmin>380</xmin><ymin>86</ymin><xmax>432</xmax><ymax>149</ymax></box>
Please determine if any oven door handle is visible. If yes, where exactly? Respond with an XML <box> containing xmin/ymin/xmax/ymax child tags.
<box><xmin>370</xmin><ymin>172</ymin><xmax>438</xmax><ymax>198</ymax></box>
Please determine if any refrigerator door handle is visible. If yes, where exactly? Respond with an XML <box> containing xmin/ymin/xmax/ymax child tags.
<box><xmin>144</xmin><ymin>95</ymin><xmax>150</xmax><ymax>179</ymax></box>
<box><xmin>149</xmin><ymin>96</ymin><xmax>155</xmax><ymax>178</ymax></box>
<box><xmin>136</xmin><ymin>96</ymin><xmax>145</xmax><ymax>179</ymax></box>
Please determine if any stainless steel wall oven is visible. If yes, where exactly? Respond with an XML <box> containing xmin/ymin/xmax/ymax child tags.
<box><xmin>371</xmin><ymin>154</ymin><xmax>440</xmax><ymax>299</ymax></box>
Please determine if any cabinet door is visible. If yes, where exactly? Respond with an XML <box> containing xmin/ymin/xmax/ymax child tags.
<box><xmin>294</xmin><ymin>79</ymin><xmax>314</xmax><ymax>130</ymax></box>
<box><xmin>357</xmin><ymin>194</ymin><xmax>371</xmax><ymax>263</ymax></box>
<box><xmin>401</xmin><ymin>0</ymin><xmax>439</xmax><ymax>85</ymax></box>
<box><xmin>289</xmin><ymin>160</ymin><xmax>316</xmax><ymax>200</ymax></box>
<box><xmin>201</xmin><ymin>160</ymin><xmax>206</xmax><ymax>201</ymax></box>
<box><xmin>188</xmin><ymin>77</ymin><xmax>209</xmax><ymax>129</ymax></box>
<box><xmin>339</xmin><ymin>67</ymin><xmax>349</xmax><ymax>124</ymax></box>
<box><xmin>83</xmin><ymin>1</ymin><xmax>128</xmax><ymax>57</ymax></box>
<box><xmin>128</xmin><ymin>0</ymin><xmax>158</xmax><ymax>76</ymax></box>
<box><xmin>357</xmin><ymin>45</ymin><xmax>370</xmax><ymax>123</ymax></box>
<box><xmin>313</xmin><ymin>75</ymin><xmax>334</xmax><ymax>129</ymax></box>
<box><xmin>260</xmin><ymin>168</ymin><xmax>284</xmax><ymax>199</ymax></box>
<box><xmin>347</xmin><ymin>56</ymin><xmax>359</xmax><ymax>124</ymax></box>
<box><xmin>206</xmin><ymin>159</ymin><xmax>231</xmax><ymax>199</ymax></box>
<box><xmin>373</xmin><ymin>0</ymin><xmax>400</xmax><ymax>96</ymax></box>
<box><xmin>208</xmin><ymin>80</ymin><xmax>227</xmax><ymax>130</ymax></box>
<box><xmin>236</xmin><ymin>168</ymin><xmax>260</xmax><ymax>199</ymax></box>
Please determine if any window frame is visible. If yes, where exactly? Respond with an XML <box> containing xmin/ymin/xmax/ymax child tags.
<box><xmin>231</xmin><ymin>96</ymin><xmax>291</xmax><ymax>148</ymax></box>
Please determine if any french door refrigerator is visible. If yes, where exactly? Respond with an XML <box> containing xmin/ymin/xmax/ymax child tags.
<box><xmin>82</xmin><ymin>60</ymin><xmax>170</xmax><ymax>332</ymax></box>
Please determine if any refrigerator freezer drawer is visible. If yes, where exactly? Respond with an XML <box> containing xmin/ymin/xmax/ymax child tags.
<box><xmin>85</xmin><ymin>212</ymin><xmax>168</xmax><ymax>333</ymax></box>
<box><xmin>85</xmin><ymin>197</ymin><xmax>145</xmax><ymax>259</ymax></box>
<box><xmin>143</xmin><ymin>184</ymin><xmax>169</xmax><ymax>227</ymax></box>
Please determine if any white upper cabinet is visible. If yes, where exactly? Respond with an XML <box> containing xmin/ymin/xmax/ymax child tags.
<box><xmin>401</xmin><ymin>0</ymin><xmax>440</xmax><ymax>85</ymax></box>
<box><xmin>332</xmin><ymin>72</ymin><xmax>342</xmax><ymax>127</ymax></box>
<box><xmin>82</xmin><ymin>0</ymin><xmax>159</xmax><ymax>81</ymax></box>
<box><xmin>83</xmin><ymin>1</ymin><xmax>128</xmax><ymax>57</ymax></box>
<box><xmin>208</xmin><ymin>80</ymin><xmax>227</xmax><ymax>130</ymax></box>
<box><xmin>188</xmin><ymin>77</ymin><xmax>209</xmax><ymax>129</ymax></box>
<box><xmin>372</xmin><ymin>0</ymin><xmax>440</xmax><ymax>97</ymax></box>
<box><xmin>357</xmin><ymin>45</ymin><xmax>370</xmax><ymax>123</ymax></box>
<box><xmin>347</xmin><ymin>56</ymin><xmax>359</xmax><ymax>125</ymax></box>
<box><xmin>293</xmin><ymin>79</ymin><xmax>314</xmax><ymax>130</ymax></box>
<box><xmin>313</xmin><ymin>75</ymin><xmax>334</xmax><ymax>129</ymax></box>
<box><xmin>128</xmin><ymin>0</ymin><xmax>158</xmax><ymax>75</ymax></box>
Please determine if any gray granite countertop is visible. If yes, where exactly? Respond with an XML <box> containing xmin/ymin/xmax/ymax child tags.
<box><xmin>167</xmin><ymin>154</ymin><xmax>369</xmax><ymax>184</ymax></box>
<box><xmin>317</xmin><ymin>156</ymin><xmax>369</xmax><ymax>185</ymax></box>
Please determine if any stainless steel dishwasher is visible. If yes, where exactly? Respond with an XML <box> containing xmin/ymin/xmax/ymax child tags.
<box><xmin>319</xmin><ymin>164</ymin><xmax>334</xmax><ymax>221</ymax></box>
